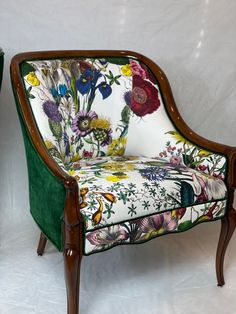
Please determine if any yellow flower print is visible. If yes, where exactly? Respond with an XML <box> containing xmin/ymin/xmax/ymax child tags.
<box><xmin>71</xmin><ymin>154</ymin><xmax>81</xmax><ymax>162</ymax></box>
<box><xmin>68</xmin><ymin>169</ymin><xmax>75</xmax><ymax>176</ymax></box>
<box><xmin>125</xmin><ymin>156</ymin><xmax>140</xmax><ymax>161</ymax></box>
<box><xmin>44</xmin><ymin>139</ymin><xmax>54</xmax><ymax>150</ymax></box>
<box><xmin>27</xmin><ymin>72</ymin><xmax>40</xmax><ymax>86</ymax></box>
<box><xmin>171</xmin><ymin>210</ymin><xmax>177</xmax><ymax>218</ymax></box>
<box><xmin>121</xmin><ymin>64</ymin><xmax>132</xmax><ymax>76</ymax></box>
<box><xmin>197</xmin><ymin>215</ymin><xmax>210</xmax><ymax>222</ymax></box>
<box><xmin>157</xmin><ymin>228</ymin><xmax>165</xmax><ymax>234</ymax></box>
<box><xmin>166</xmin><ymin>131</ymin><xmax>190</xmax><ymax>144</ymax></box>
<box><xmin>103</xmin><ymin>161</ymin><xmax>135</xmax><ymax>173</ymax></box>
<box><xmin>90</xmin><ymin>117</ymin><xmax>111</xmax><ymax>129</ymax></box>
<box><xmin>197</xmin><ymin>149</ymin><xmax>212</xmax><ymax>157</ymax></box>
<box><xmin>144</xmin><ymin>230</ymin><xmax>158</xmax><ymax>239</ymax></box>
<box><xmin>105</xmin><ymin>174</ymin><xmax>129</xmax><ymax>182</ymax></box>
<box><xmin>144</xmin><ymin>228</ymin><xmax>165</xmax><ymax>240</ymax></box>
<box><xmin>108</xmin><ymin>137</ymin><xmax>127</xmax><ymax>156</ymax></box>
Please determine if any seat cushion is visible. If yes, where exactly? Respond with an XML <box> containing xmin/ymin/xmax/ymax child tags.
<box><xmin>65</xmin><ymin>156</ymin><xmax>227</xmax><ymax>231</ymax></box>
<box><xmin>64</xmin><ymin>155</ymin><xmax>227</xmax><ymax>254</ymax></box>
<box><xmin>85</xmin><ymin>200</ymin><xmax>226</xmax><ymax>254</ymax></box>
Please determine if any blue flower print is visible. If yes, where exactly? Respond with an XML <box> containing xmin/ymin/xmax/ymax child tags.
<box><xmin>139</xmin><ymin>166</ymin><xmax>168</xmax><ymax>182</ymax></box>
<box><xmin>76</xmin><ymin>76</ymin><xmax>92</xmax><ymax>95</ymax></box>
<box><xmin>98</xmin><ymin>82</ymin><xmax>112</xmax><ymax>99</ymax></box>
<box><xmin>59</xmin><ymin>84</ymin><xmax>68</xmax><ymax>96</ymax></box>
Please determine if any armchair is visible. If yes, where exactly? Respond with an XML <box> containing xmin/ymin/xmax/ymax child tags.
<box><xmin>10</xmin><ymin>50</ymin><xmax>236</xmax><ymax>314</ymax></box>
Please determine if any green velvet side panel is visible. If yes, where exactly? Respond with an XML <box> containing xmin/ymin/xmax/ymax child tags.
<box><xmin>0</xmin><ymin>52</ymin><xmax>4</xmax><ymax>91</ymax></box>
<box><xmin>13</xmin><ymin>90</ymin><xmax>66</xmax><ymax>251</ymax></box>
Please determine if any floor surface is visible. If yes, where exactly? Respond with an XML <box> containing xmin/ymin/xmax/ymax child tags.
<box><xmin>1</xmin><ymin>221</ymin><xmax>236</xmax><ymax>314</ymax></box>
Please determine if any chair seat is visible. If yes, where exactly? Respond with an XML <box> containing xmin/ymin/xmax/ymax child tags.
<box><xmin>64</xmin><ymin>156</ymin><xmax>227</xmax><ymax>254</ymax></box>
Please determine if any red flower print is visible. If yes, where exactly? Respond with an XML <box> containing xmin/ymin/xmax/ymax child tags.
<box><xmin>197</xmin><ymin>164</ymin><xmax>207</xmax><ymax>172</ymax></box>
<box><xmin>130</xmin><ymin>60</ymin><xmax>146</xmax><ymax>79</ymax></box>
<box><xmin>140</xmin><ymin>63</ymin><xmax>157</xmax><ymax>84</ymax></box>
<box><xmin>131</xmin><ymin>75</ymin><xmax>160</xmax><ymax>117</ymax></box>
<box><xmin>78</xmin><ymin>61</ymin><xmax>93</xmax><ymax>73</ymax></box>
<box><xmin>82</xmin><ymin>150</ymin><xmax>93</xmax><ymax>158</ymax></box>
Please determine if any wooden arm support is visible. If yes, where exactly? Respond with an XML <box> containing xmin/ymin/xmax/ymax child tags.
<box><xmin>227</xmin><ymin>149</ymin><xmax>236</xmax><ymax>189</ymax></box>
<box><xmin>63</xmin><ymin>179</ymin><xmax>83</xmax><ymax>250</ymax></box>
<box><xmin>63</xmin><ymin>181</ymin><xmax>83</xmax><ymax>314</ymax></box>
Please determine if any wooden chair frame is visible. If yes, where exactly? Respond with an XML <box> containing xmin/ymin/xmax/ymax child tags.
<box><xmin>10</xmin><ymin>50</ymin><xmax>236</xmax><ymax>314</ymax></box>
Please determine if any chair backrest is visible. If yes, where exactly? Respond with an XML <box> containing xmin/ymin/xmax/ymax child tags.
<box><xmin>17</xmin><ymin>51</ymin><xmax>226</xmax><ymax>177</ymax></box>
<box><xmin>21</xmin><ymin>54</ymin><xmax>178</xmax><ymax>162</ymax></box>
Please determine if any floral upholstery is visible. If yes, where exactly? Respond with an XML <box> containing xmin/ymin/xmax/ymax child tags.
<box><xmin>23</xmin><ymin>58</ymin><xmax>133</xmax><ymax>164</ymax></box>
<box><xmin>85</xmin><ymin>200</ymin><xmax>226</xmax><ymax>254</ymax></box>
<box><xmin>67</xmin><ymin>156</ymin><xmax>227</xmax><ymax>230</ymax></box>
<box><xmin>21</xmin><ymin>56</ymin><xmax>228</xmax><ymax>254</ymax></box>
<box><xmin>62</xmin><ymin>155</ymin><xmax>227</xmax><ymax>254</ymax></box>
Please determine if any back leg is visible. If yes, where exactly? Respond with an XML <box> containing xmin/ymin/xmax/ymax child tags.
<box><xmin>216</xmin><ymin>210</ymin><xmax>236</xmax><ymax>286</ymax></box>
<box><xmin>37</xmin><ymin>232</ymin><xmax>47</xmax><ymax>256</ymax></box>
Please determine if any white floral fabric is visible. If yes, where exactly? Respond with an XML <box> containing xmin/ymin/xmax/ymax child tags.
<box><xmin>84</xmin><ymin>199</ymin><xmax>226</xmax><ymax>254</ymax></box>
<box><xmin>22</xmin><ymin>57</ymin><xmax>227</xmax><ymax>179</ymax></box>
<box><xmin>62</xmin><ymin>155</ymin><xmax>227</xmax><ymax>232</ymax></box>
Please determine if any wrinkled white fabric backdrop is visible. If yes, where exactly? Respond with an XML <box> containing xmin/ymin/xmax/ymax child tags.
<box><xmin>0</xmin><ymin>0</ymin><xmax>236</xmax><ymax>313</ymax></box>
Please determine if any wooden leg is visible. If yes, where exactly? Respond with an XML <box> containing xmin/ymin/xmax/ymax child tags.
<box><xmin>37</xmin><ymin>232</ymin><xmax>47</xmax><ymax>256</ymax></box>
<box><xmin>64</xmin><ymin>247</ymin><xmax>82</xmax><ymax>314</ymax></box>
<box><xmin>63</xmin><ymin>178</ymin><xmax>83</xmax><ymax>314</ymax></box>
<box><xmin>216</xmin><ymin>209</ymin><xmax>236</xmax><ymax>286</ymax></box>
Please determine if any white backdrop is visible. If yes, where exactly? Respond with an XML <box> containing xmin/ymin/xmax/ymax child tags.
<box><xmin>0</xmin><ymin>1</ymin><xmax>236</xmax><ymax>313</ymax></box>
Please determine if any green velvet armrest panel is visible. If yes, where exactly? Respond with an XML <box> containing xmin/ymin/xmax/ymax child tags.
<box><xmin>13</xmin><ymin>91</ymin><xmax>66</xmax><ymax>251</ymax></box>
<box><xmin>0</xmin><ymin>51</ymin><xmax>4</xmax><ymax>91</ymax></box>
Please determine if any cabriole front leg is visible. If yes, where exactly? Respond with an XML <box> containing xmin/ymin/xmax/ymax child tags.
<box><xmin>216</xmin><ymin>208</ymin><xmax>236</xmax><ymax>286</ymax></box>
<box><xmin>64</xmin><ymin>242</ymin><xmax>82</xmax><ymax>314</ymax></box>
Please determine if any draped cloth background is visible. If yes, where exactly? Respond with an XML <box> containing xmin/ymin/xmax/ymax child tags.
<box><xmin>0</xmin><ymin>1</ymin><xmax>236</xmax><ymax>313</ymax></box>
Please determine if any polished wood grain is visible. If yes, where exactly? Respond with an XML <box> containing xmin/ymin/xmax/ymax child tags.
<box><xmin>63</xmin><ymin>180</ymin><xmax>83</xmax><ymax>314</ymax></box>
<box><xmin>216</xmin><ymin>188</ymin><xmax>236</xmax><ymax>286</ymax></box>
<box><xmin>10</xmin><ymin>50</ymin><xmax>236</xmax><ymax>314</ymax></box>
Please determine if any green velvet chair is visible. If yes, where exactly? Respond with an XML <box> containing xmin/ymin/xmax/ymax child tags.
<box><xmin>10</xmin><ymin>50</ymin><xmax>236</xmax><ymax>314</ymax></box>
<box><xmin>0</xmin><ymin>48</ymin><xmax>4</xmax><ymax>91</ymax></box>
